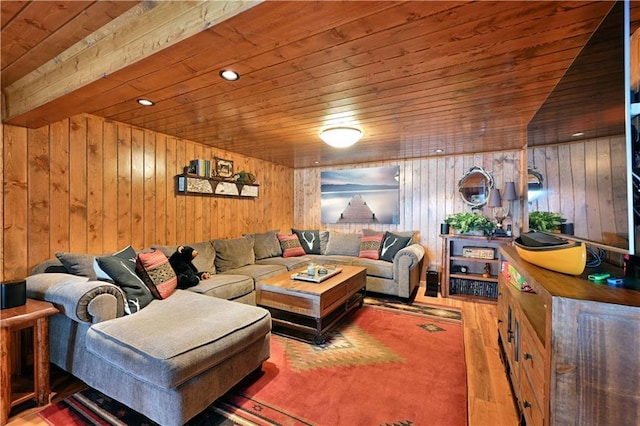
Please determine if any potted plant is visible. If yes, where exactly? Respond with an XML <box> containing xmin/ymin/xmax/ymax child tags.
<box><xmin>528</xmin><ymin>211</ymin><xmax>566</xmax><ymax>232</ymax></box>
<box><xmin>445</xmin><ymin>212</ymin><xmax>496</xmax><ymax>235</ymax></box>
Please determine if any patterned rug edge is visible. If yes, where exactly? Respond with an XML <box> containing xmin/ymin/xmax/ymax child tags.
<box><xmin>39</xmin><ymin>299</ymin><xmax>465</xmax><ymax>426</ymax></box>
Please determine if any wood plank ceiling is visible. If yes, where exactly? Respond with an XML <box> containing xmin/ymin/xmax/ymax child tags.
<box><xmin>0</xmin><ymin>1</ymin><xmax>629</xmax><ymax>168</ymax></box>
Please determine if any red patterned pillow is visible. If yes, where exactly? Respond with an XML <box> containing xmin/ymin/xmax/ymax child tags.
<box><xmin>135</xmin><ymin>250</ymin><xmax>177</xmax><ymax>299</ymax></box>
<box><xmin>277</xmin><ymin>233</ymin><xmax>306</xmax><ymax>258</ymax></box>
<box><xmin>359</xmin><ymin>233</ymin><xmax>384</xmax><ymax>260</ymax></box>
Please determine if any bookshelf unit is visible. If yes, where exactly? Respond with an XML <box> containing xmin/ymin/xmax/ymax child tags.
<box><xmin>440</xmin><ymin>234</ymin><xmax>512</xmax><ymax>302</ymax></box>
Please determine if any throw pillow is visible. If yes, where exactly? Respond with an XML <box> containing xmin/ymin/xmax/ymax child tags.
<box><xmin>96</xmin><ymin>253</ymin><xmax>154</xmax><ymax>314</ymax></box>
<box><xmin>319</xmin><ymin>230</ymin><xmax>330</xmax><ymax>255</ymax></box>
<box><xmin>56</xmin><ymin>252</ymin><xmax>102</xmax><ymax>279</ymax></box>
<box><xmin>246</xmin><ymin>230</ymin><xmax>282</xmax><ymax>260</ymax></box>
<box><xmin>359</xmin><ymin>233</ymin><xmax>385</xmax><ymax>260</ymax></box>
<box><xmin>379</xmin><ymin>231</ymin><xmax>412</xmax><ymax>262</ymax></box>
<box><xmin>277</xmin><ymin>233</ymin><xmax>306</xmax><ymax>257</ymax></box>
<box><xmin>292</xmin><ymin>229</ymin><xmax>321</xmax><ymax>254</ymax></box>
<box><xmin>362</xmin><ymin>228</ymin><xmax>418</xmax><ymax>244</ymax></box>
<box><xmin>135</xmin><ymin>250</ymin><xmax>177</xmax><ymax>299</ymax></box>
<box><xmin>93</xmin><ymin>245</ymin><xmax>137</xmax><ymax>280</ymax></box>
<box><xmin>325</xmin><ymin>232</ymin><xmax>362</xmax><ymax>256</ymax></box>
<box><xmin>212</xmin><ymin>237</ymin><xmax>255</xmax><ymax>272</ymax></box>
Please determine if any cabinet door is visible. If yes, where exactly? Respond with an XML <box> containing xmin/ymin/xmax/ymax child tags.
<box><xmin>552</xmin><ymin>298</ymin><xmax>640</xmax><ymax>426</ymax></box>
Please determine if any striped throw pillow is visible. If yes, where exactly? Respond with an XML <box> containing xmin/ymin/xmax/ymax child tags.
<box><xmin>359</xmin><ymin>233</ymin><xmax>384</xmax><ymax>260</ymax></box>
<box><xmin>277</xmin><ymin>233</ymin><xmax>306</xmax><ymax>258</ymax></box>
<box><xmin>136</xmin><ymin>250</ymin><xmax>177</xmax><ymax>299</ymax></box>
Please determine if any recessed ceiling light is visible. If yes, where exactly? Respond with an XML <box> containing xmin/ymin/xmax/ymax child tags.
<box><xmin>572</xmin><ymin>132</ymin><xmax>584</xmax><ymax>137</ymax></box>
<box><xmin>434</xmin><ymin>148</ymin><xmax>444</xmax><ymax>153</ymax></box>
<box><xmin>137</xmin><ymin>99</ymin><xmax>154</xmax><ymax>106</ymax></box>
<box><xmin>220</xmin><ymin>70</ymin><xmax>239</xmax><ymax>81</ymax></box>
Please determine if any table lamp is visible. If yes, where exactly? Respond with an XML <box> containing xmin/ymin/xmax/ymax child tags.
<box><xmin>488</xmin><ymin>182</ymin><xmax>517</xmax><ymax>235</ymax></box>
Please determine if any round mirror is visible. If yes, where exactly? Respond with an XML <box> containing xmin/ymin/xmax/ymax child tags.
<box><xmin>527</xmin><ymin>168</ymin><xmax>544</xmax><ymax>202</ymax></box>
<box><xmin>458</xmin><ymin>166</ymin><xmax>494</xmax><ymax>208</ymax></box>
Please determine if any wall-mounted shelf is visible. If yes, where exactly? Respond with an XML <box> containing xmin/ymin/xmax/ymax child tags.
<box><xmin>175</xmin><ymin>174</ymin><xmax>259</xmax><ymax>198</ymax></box>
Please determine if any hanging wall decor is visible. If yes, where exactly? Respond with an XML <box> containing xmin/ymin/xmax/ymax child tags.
<box><xmin>321</xmin><ymin>166</ymin><xmax>400</xmax><ymax>224</ymax></box>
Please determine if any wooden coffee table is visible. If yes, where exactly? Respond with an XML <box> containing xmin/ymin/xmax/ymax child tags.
<box><xmin>256</xmin><ymin>265</ymin><xmax>366</xmax><ymax>343</ymax></box>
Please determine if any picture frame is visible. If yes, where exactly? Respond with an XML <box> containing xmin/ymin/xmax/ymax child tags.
<box><xmin>215</xmin><ymin>158</ymin><xmax>234</xmax><ymax>178</ymax></box>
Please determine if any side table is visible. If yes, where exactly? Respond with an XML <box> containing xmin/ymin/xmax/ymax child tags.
<box><xmin>1</xmin><ymin>298</ymin><xmax>58</xmax><ymax>425</ymax></box>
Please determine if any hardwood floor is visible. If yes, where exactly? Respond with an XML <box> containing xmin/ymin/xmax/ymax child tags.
<box><xmin>412</xmin><ymin>290</ymin><xmax>520</xmax><ymax>426</ymax></box>
<box><xmin>7</xmin><ymin>284</ymin><xmax>519</xmax><ymax>425</ymax></box>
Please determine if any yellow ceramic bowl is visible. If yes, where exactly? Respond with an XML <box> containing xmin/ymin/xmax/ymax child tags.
<box><xmin>514</xmin><ymin>239</ymin><xmax>586</xmax><ymax>276</ymax></box>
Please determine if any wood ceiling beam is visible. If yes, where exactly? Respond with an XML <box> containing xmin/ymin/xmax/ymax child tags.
<box><xmin>2</xmin><ymin>0</ymin><xmax>262</xmax><ymax>122</ymax></box>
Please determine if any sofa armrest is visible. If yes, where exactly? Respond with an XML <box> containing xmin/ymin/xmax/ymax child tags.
<box><xmin>393</xmin><ymin>243</ymin><xmax>426</xmax><ymax>298</ymax></box>
<box><xmin>26</xmin><ymin>273</ymin><xmax>125</xmax><ymax>324</ymax></box>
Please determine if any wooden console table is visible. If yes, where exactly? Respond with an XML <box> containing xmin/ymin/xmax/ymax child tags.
<box><xmin>498</xmin><ymin>245</ymin><xmax>640</xmax><ymax>425</ymax></box>
<box><xmin>1</xmin><ymin>299</ymin><xmax>58</xmax><ymax>425</ymax></box>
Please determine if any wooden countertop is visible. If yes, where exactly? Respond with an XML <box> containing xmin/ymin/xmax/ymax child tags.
<box><xmin>501</xmin><ymin>245</ymin><xmax>640</xmax><ymax>308</ymax></box>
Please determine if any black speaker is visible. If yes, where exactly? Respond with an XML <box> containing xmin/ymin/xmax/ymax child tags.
<box><xmin>1</xmin><ymin>279</ymin><xmax>26</xmax><ymax>309</ymax></box>
<box><xmin>425</xmin><ymin>270</ymin><xmax>439</xmax><ymax>297</ymax></box>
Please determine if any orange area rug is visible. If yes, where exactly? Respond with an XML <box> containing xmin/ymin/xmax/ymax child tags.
<box><xmin>39</xmin><ymin>302</ymin><xmax>467</xmax><ymax>426</ymax></box>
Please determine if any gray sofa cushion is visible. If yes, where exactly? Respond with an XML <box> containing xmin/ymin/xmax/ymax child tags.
<box><xmin>213</xmin><ymin>237</ymin><xmax>255</xmax><ymax>272</ymax></box>
<box><xmin>325</xmin><ymin>232</ymin><xmax>362</xmax><ymax>256</ymax></box>
<box><xmin>245</xmin><ymin>230</ymin><xmax>282</xmax><ymax>260</ymax></box>
<box><xmin>351</xmin><ymin>258</ymin><xmax>394</xmax><ymax>280</ymax></box>
<box><xmin>256</xmin><ymin>256</ymin><xmax>310</xmax><ymax>271</ymax></box>
<box><xmin>152</xmin><ymin>241</ymin><xmax>216</xmax><ymax>275</ymax></box>
<box><xmin>86</xmin><ymin>290</ymin><xmax>271</xmax><ymax>389</ymax></box>
<box><xmin>222</xmin><ymin>264</ymin><xmax>286</xmax><ymax>282</ymax></box>
<box><xmin>187</xmin><ymin>274</ymin><xmax>254</xmax><ymax>300</ymax></box>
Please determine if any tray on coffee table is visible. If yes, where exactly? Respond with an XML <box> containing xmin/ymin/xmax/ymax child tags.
<box><xmin>291</xmin><ymin>268</ymin><xmax>342</xmax><ymax>283</ymax></box>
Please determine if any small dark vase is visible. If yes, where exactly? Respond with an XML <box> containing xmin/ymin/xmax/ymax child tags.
<box><xmin>560</xmin><ymin>223</ymin><xmax>574</xmax><ymax>235</ymax></box>
<box><xmin>440</xmin><ymin>223</ymin><xmax>450</xmax><ymax>235</ymax></box>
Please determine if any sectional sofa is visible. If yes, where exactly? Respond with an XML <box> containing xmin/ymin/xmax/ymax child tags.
<box><xmin>26</xmin><ymin>228</ymin><xmax>424</xmax><ymax>425</ymax></box>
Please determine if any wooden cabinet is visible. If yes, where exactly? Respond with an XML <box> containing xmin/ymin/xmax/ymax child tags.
<box><xmin>440</xmin><ymin>234</ymin><xmax>512</xmax><ymax>302</ymax></box>
<box><xmin>175</xmin><ymin>174</ymin><xmax>259</xmax><ymax>198</ymax></box>
<box><xmin>498</xmin><ymin>245</ymin><xmax>640</xmax><ymax>426</ymax></box>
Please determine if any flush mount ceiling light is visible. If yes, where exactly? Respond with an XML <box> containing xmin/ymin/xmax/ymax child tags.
<box><xmin>319</xmin><ymin>127</ymin><xmax>363</xmax><ymax>148</ymax></box>
<box><xmin>220</xmin><ymin>70</ymin><xmax>239</xmax><ymax>81</ymax></box>
<box><xmin>136</xmin><ymin>98</ymin><xmax>154</xmax><ymax>106</ymax></box>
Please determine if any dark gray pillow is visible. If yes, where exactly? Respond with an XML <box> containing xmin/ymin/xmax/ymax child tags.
<box><xmin>246</xmin><ymin>230</ymin><xmax>282</xmax><ymax>260</ymax></box>
<box><xmin>292</xmin><ymin>229</ymin><xmax>321</xmax><ymax>254</ymax></box>
<box><xmin>362</xmin><ymin>228</ymin><xmax>417</xmax><ymax>244</ymax></box>
<box><xmin>213</xmin><ymin>237</ymin><xmax>255</xmax><ymax>272</ymax></box>
<box><xmin>379</xmin><ymin>231</ymin><xmax>412</xmax><ymax>262</ymax></box>
<box><xmin>56</xmin><ymin>252</ymin><xmax>101</xmax><ymax>279</ymax></box>
<box><xmin>96</xmin><ymin>250</ymin><xmax>153</xmax><ymax>314</ymax></box>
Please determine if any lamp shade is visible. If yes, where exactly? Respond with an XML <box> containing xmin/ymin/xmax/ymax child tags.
<box><xmin>319</xmin><ymin>127</ymin><xmax>363</xmax><ymax>148</ymax></box>
<box><xmin>503</xmin><ymin>181</ymin><xmax>518</xmax><ymax>201</ymax></box>
<box><xmin>487</xmin><ymin>189</ymin><xmax>502</xmax><ymax>207</ymax></box>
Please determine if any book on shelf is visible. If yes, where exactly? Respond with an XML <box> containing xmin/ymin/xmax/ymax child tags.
<box><xmin>188</xmin><ymin>159</ymin><xmax>211</xmax><ymax>177</ymax></box>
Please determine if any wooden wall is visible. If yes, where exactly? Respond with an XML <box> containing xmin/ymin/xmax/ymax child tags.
<box><xmin>1</xmin><ymin>114</ymin><xmax>294</xmax><ymax>281</ymax></box>
<box><xmin>528</xmin><ymin>135</ymin><xmax>628</xmax><ymax>248</ymax></box>
<box><xmin>293</xmin><ymin>151</ymin><xmax>524</xmax><ymax>270</ymax></box>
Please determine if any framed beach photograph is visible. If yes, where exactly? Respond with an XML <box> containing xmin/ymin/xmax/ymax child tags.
<box><xmin>321</xmin><ymin>166</ymin><xmax>400</xmax><ymax>224</ymax></box>
<box><xmin>215</xmin><ymin>158</ymin><xmax>234</xmax><ymax>178</ymax></box>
